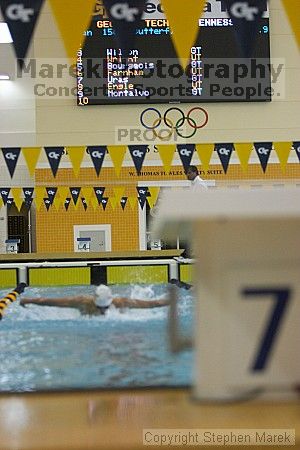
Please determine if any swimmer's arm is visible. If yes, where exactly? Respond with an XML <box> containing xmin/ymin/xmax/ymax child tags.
<box><xmin>112</xmin><ymin>297</ymin><xmax>170</xmax><ymax>309</ymax></box>
<box><xmin>20</xmin><ymin>295</ymin><xmax>94</xmax><ymax>309</ymax></box>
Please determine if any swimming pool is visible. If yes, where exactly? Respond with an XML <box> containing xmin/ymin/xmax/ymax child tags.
<box><xmin>0</xmin><ymin>284</ymin><xmax>193</xmax><ymax>392</ymax></box>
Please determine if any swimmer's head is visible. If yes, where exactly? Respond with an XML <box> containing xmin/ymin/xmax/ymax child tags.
<box><xmin>95</xmin><ymin>285</ymin><xmax>113</xmax><ymax>312</ymax></box>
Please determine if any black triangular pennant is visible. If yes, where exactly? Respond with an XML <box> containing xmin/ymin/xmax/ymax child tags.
<box><xmin>293</xmin><ymin>142</ymin><xmax>300</xmax><ymax>162</ymax></box>
<box><xmin>94</xmin><ymin>187</ymin><xmax>106</xmax><ymax>205</ymax></box>
<box><xmin>102</xmin><ymin>0</ymin><xmax>146</xmax><ymax>56</ymax></box>
<box><xmin>0</xmin><ymin>188</ymin><xmax>11</xmax><ymax>205</ymax></box>
<box><xmin>136</xmin><ymin>186</ymin><xmax>149</xmax><ymax>200</ymax></box>
<box><xmin>138</xmin><ymin>197</ymin><xmax>146</xmax><ymax>210</ymax></box>
<box><xmin>0</xmin><ymin>0</ymin><xmax>45</xmax><ymax>69</ymax></box>
<box><xmin>120</xmin><ymin>196</ymin><xmax>128</xmax><ymax>210</ymax></box>
<box><xmin>70</xmin><ymin>187</ymin><xmax>81</xmax><ymax>205</ymax></box>
<box><xmin>2</xmin><ymin>148</ymin><xmax>21</xmax><ymax>178</ymax></box>
<box><xmin>88</xmin><ymin>146</ymin><xmax>107</xmax><ymax>176</ymax></box>
<box><xmin>128</xmin><ymin>145</ymin><xmax>148</xmax><ymax>174</ymax></box>
<box><xmin>44</xmin><ymin>147</ymin><xmax>64</xmax><ymax>177</ymax></box>
<box><xmin>215</xmin><ymin>143</ymin><xmax>234</xmax><ymax>173</ymax></box>
<box><xmin>254</xmin><ymin>142</ymin><xmax>272</xmax><ymax>172</ymax></box>
<box><xmin>23</xmin><ymin>187</ymin><xmax>34</xmax><ymax>200</ymax></box>
<box><xmin>24</xmin><ymin>198</ymin><xmax>33</xmax><ymax>209</ymax></box>
<box><xmin>46</xmin><ymin>187</ymin><xmax>57</xmax><ymax>203</ymax></box>
<box><xmin>101</xmin><ymin>197</ymin><xmax>109</xmax><ymax>210</ymax></box>
<box><xmin>64</xmin><ymin>198</ymin><xmax>71</xmax><ymax>211</ymax></box>
<box><xmin>177</xmin><ymin>144</ymin><xmax>195</xmax><ymax>172</ymax></box>
<box><xmin>221</xmin><ymin>0</ymin><xmax>267</xmax><ymax>57</ymax></box>
<box><xmin>6</xmin><ymin>198</ymin><xmax>14</xmax><ymax>208</ymax></box>
<box><xmin>43</xmin><ymin>198</ymin><xmax>51</xmax><ymax>211</ymax></box>
<box><xmin>81</xmin><ymin>197</ymin><xmax>88</xmax><ymax>211</ymax></box>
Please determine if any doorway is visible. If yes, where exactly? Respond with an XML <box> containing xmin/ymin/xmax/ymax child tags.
<box><xmin>73</xmin><ymin>225</ymin><xmax>112</xmax><ymax>252</ymax></box>
<box><xmin>7</xmin><ymin>203</ymin><xmax>30</xmax><ymax>253</ymax></box>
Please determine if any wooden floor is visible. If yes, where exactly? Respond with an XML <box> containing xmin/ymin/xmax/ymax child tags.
<box><xmin>0</xmin><ymin>388</ymin><xmax>299</xmax><ymax>449</ymax></box>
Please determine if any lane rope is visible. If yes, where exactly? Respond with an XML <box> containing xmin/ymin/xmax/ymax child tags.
<box><xmin>0</xmin><ymin>283</ymin><xmax>27</xmax><ymax>320</ymax></box>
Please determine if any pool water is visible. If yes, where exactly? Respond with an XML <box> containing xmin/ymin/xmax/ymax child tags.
<box><xmin>0</xmin><ymin>284</ymin><xmax>194</xmax><ymax>392</ymax></box>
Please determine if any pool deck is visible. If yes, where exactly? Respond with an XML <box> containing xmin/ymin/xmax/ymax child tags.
<box><xmin>0</xmin><ymin>250</ymin><xmax>184</xmax><ymax>263</ymax></box>
<box><xmin>0</xmin><ymin>388</ymin><xmax>299</xmax><ymax>449</ymax></box>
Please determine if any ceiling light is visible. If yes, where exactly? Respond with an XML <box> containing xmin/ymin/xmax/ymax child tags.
<box><xmin>0</xmin><ymin>74</ymin><xmax>10</xmax><ymax>80</ymax></box>
<box><xmin>0</xmin><ymin>23</ymin><xmax>13</xmax><ymax>43</ymax></box>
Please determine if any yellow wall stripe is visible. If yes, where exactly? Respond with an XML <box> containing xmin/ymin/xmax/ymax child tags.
<box><xmin>179</xmin><ymin>264</ymin><xmax>193</xmax><ymax>283</ymax></box>
<box><xmin>107</xmin><ymin>266</ymin><xmax>168</xmax><ymax>284</ymax></box>
<box><xmin>0</xmin><ymin>269</ymin><xmax>17</xmax><ymax>289</ymax></box>
<box><xmin>29</xmin><ymin>267</ymin><xmax>90</xmax><ymax>286</ymax></box>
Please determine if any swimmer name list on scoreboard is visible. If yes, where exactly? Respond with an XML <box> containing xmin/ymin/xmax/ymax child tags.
<box><xmin>105</xmin><ymin>47</ymin><xmax>202</xmax><ymax>99</ymax></box>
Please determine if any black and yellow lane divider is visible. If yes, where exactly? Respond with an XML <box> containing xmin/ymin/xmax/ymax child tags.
<box><xmin>0</xmin><ymin>283</ymin><xmax>27</xmax><ymax>320</ymax></box>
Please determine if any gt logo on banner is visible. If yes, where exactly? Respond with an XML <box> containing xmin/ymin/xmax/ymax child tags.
<box><xmin>43</xmin><ymin>198</ymin><xmax>51</xmax><ymax>211</ymax></box>
<box><xmin>6</xmin><ymin>3</ymin><xmax>34</xmax><ymax>22</ymax></box>
<box><xmin>45</xmin><ymin>147</ymin><xmax>64</xmax><ymax>177</ymax></box>
<box><xmin>128</xmin><ymin>145</ymin><xmax>148</xmax><ymax>174</ymax></box>
<box><xmin>0</xmin><ymin>0</ymin><xmax>44</xmax><ymax>68</ymax></box>
<box><xmin>46</xmin><ymin>187</ymin><xmax>57</xmax><ymax>203</ymax></box>
<box><xmin>254</xmin><ymin>142</ymin><xmax>272</xmax><ymax>172</ymax></box>
<box><xmin>177</xmin><ymin>144</ymin><xmax>195</xmax><ymax>172</ymax></box>
<box><xmin>1</xmin><ymin>148</ymin><xmax>21</xmax><ymax>178</ymax></box>
<box><xmin>70</xmin><ymin>187</ymin><xmax>81</xmax><ymax>205</ymax></box>
<box><xmin>44</xmin><ymin>147</ymin><xmax>64</xmax><ymax>177</ymax></box>
<box><xmin>137</xmin><ymin>186</ymin><xmax>149</xmax><ymax>210</ymax></box>
<box><xmin>221</xmin><ymin>0</ymin><xmax>267</xmax><ymax>57</ymax></box>
<box><xmin>215</xmin><ymin>143</ymin><xmax>234</xmax><ymax>173</ymax></box>
<box><xmin>103</xmin><ymin>0</ymin><xmax>146</xmax><ymax>55</ymax></box>
<box><xmin>94</xmin><ymin>187</ymin><xmax>106</xmax><ymax>205</ymax></box>
<box><xmin>120</xmin><ymin>197</ymin><xmax>128</xmax><ymax>210</ymax></box>
<box><xmin>23</xmin><ymin>188</ymin><xmax>34</xmax><ymax>199</ymax></box>
<box><xmin>64</xmin><ymin>198</ymin><xmax>71</xmax><ymax>211</ymax></box>
<box><xmin>87</xmin><ymin>146</ymin><xmax>107</xmax><ymax>176</ymax></box>
<box><xmin>0</xmin><ymin>189</ymin><xmax>11</xmax><ymax>205</ymax></box>
<box><xmin>101</xmin><ymin>198</ymin><xmax>108</xmax><ymax>210</ymax></box>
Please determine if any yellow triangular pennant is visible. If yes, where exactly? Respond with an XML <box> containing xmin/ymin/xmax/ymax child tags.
<box><xmin>110</xmin><ymin>197</ymin><xmax>118</xmax><ymax>210</ymax></box>
<box><xmin>128</xmin><ymin>196</ymin><xmax>137</xmax><ymax>210</ymax></box>
<box><xmin>90</xmin><ymin>197</ymin><xmax>98</xmax><ymax>210</ymax></box>
<box><xmin>67</xmin><ymin>147</ymin><xmax>85</xmax><ymax>177</ymax></box>
<box><xmin>147</xmin><ymin>187</ymin><xmax>160</xmax><ymax>209</ymax></box>
<box><xmin>35</xmin><ymin>187</ymin><xmax>46</xmax><ymax>211</ymax></box>
<box><xmin>195</xmin><ymin>144</ymin><xmax>214</xmax><ymax>172</ymax></box>
<box><xmin>0</xmin><ymin>198</ymin><xmax>3</xmax><ymax>209</ymax></box>
<box><xmin>73</xmin><ymin>200</ymin><xmax>80</xmax><ymax>211</ymax></box>
<box><xmin>81</xmin><ymin>187</ymin><xmax>93</xmax><ymax>201</ymax></box>
<box><xmin>49</xmin><ymin>0</ymin><xmax>95</xmax><ymax>62</ymax></box>
<box><xmin>53</xmin><ymin>196</ymin><xmax>62</xmax><ymax>211</ymax></box>
<box><xmin>157</xmin><ymin>145</ymin><xmax>176</xmax><ymax>173</ymax></box>
<box><xmin>11</xmin><ymin>188</ymin><xmax>23</xmax><ymax>211</ymax></box>
<box><xmin>22</xmin><ymin>147</ymin><xmax>41</xmax><ymax>177</ymax></box>
<box><xmin>274</xmin><ymin>142</ymin><xmax>292</xmax><ymax>173</ymax></box>
<box><xmin>107</xmin><ymin>146</ymin><xmax>127</xmax><ymax>177</ymax></box>
<box><xmin>235</xmin><ymin>143</ymin><xmax>253</xmax><ymax>172</ymax></box>
<box><xmin>113</xmin><ymin>186</ymin><xmax>125</xmax><ymax>202</ymax></box>
<box><xmin>282</xmin><ymin>0</ymin><xmax>300</xmax><ymax>48</ymax></box>
<box><xmin>161</xmin><ymin>0</ymin><xmax>206</xmax><ymax>68</ymax></box>
<box><xmin>58</xmin><ymin>186</ymin><xmax>69</xmax><ymax>201</ymax></box>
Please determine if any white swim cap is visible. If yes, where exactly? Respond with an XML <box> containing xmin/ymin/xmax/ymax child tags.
<box><xmin>95</xmin><ymin>284</ymin><xmax>113</xmax><ymax>308</ymax></box>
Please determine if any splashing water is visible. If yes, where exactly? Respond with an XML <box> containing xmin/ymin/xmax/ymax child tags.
<box><xmin>0</xmin><ymin>284</ymin><xmax>194</xmax><ymax>392</ymax></box>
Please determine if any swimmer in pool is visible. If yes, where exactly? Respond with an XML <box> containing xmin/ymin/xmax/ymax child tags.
<box><xmin>20</xmin><ymin>284</ymin><xmax>170</xmax><ymax>316</ymax></box>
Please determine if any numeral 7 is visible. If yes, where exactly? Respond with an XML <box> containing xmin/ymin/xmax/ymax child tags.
<box><xmin>242</xmin><ymin>288</ymin><xmax>291</xmax><ymax>371</ymax></box>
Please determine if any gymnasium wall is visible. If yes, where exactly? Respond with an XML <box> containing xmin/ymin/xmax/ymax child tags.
<box><xmin>31</xmin><ymin>0</ymin><xmax>299</xmax><ymax>146</ymax></box>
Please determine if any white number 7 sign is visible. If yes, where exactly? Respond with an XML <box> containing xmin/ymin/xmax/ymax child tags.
<box><xmin>225</xmin><ymin>267</ymin><xmax>300</xmax><ymax>389</ymax></box>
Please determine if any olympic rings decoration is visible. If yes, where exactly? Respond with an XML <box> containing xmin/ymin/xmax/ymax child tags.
<box><xmin>140</xmin><ymin>107</ymin><xmax>209</xmax><ymax>140</ymax></box>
